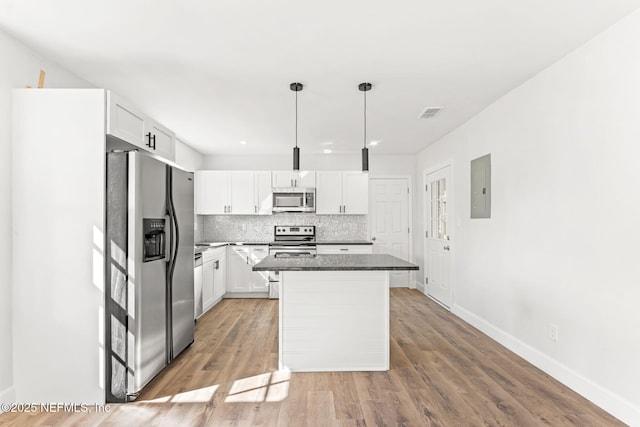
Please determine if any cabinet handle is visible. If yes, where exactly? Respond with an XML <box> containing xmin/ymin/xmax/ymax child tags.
<box><xmin>146</xmin><ymin>132</ymin><xmax>156</xmax><ymax>150</ymax></box>
<box><xmin>255</xmin><ymin>205</ymin><xmax>257</xmax><ymax>214</ymax></box>
<box><xmin>343</xmin><ymin>205</ymin><xmax>346</xmax><ymax>213</ymax></box>
<box><xmin>340</xmin><ymin>248</ymin><xmax>349</xmax><ymax>251</ymax></box>
<box><xmin>295</xmin><ymin>179</ymin><xmax>297</xmax><ymax>187</ymax></box>
<box><xmin>215</xmin><ymin>260</ymin><xmax>219</xmax><ymax>270</ymax></box>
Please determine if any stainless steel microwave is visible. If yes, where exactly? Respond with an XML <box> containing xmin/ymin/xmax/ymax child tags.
<box><xmin>272</xmin><ymin>188</ymin><xmax>315</xmax><ymax>213</ymax></box>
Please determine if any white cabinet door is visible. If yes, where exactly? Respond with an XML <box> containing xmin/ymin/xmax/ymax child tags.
<box><xmin>212</xmin><ymin>255</ymin><xmax>226</xmax><ymax>301</ymax></box>
<box><xmin>107</xmin><ymin>92</ymin><xmax>175</xmax><ymax>162</ymax></box>
<box><xmin>250</xmin><ymin>246</ymin><xmax>269</xmax><ymax>292</ymax></box>
<box><xmin>226</xmin><ymin>247</ymin><xmax>252</xmax><ymax>292</ymax></box>
<box><xmin>202</xmin><ymin>260</ymin><xmax>215</xmax><ymax>312</ymax></box>
<box><xmin>195</xmin><ymin>171</ymin><xmax>228</xmax><ymax>214</ymax></box>
<box><xmin>342</xmin><ymin>172</ymin><xmax>369</xmax><ymax>214</ymax></box>
<box><xmin>146</xmin><ymin>119</ymin><xmax>175</xmax><ymax>162</ymax></box>
<box><xmin>229</xmin><ymin>171</ymin><xmax>255</xmax><ymax>214</ymax></box>
<box><xmin>255</xmin><ymin>171</ymin><xmax>273</xmax><ymax>214</ymax></box>
<box><xmin>272</xmin><ymin>171</ymin><xmax>296</xmax><ymax>188</ymax></box>
<box><xmin>106</xmin><ymin>91</ymin><xmax>146</xmax><ymax>148</ymax></box>
<box><xmin>316</xmin><ymin>171</ymin><xmax>342</xmax><ymax>214</ymax></box>
<box><xmin>296</xmin><ymin>171</ymin><xmax>316</xmax><ymax>188</ymax></box>
<box><xmin>272</xmin><ymin>170</ymin><xmax>315</xmax><ymax>187</ymax></box>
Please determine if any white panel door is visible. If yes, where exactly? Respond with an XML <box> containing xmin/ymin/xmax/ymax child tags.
<box><xmin>424</xmin><ymin>166</ymin><xmax>453</xmax><ymax>307</ymax></box>
<box><xmin>195</xmin><ymin>170</ymin><xmax>228</xmax><ymax>214</ymax></box>
<box><xmin>369</xmin><ymin>178</ymin><xmax>410</xmax><ymax>287</ymax></box>
<box><xmin>316</xmin><ymin>171</ymin><xmax>342</xmax><ymax>214</ymax></box>
<box><xmin>342</xmin><ymin>172</ymin><xmax>369</xmax><ymax>214</ymax></box>
<box><xmin>255</xmin><ymin>171</ymin><xmax>273</xmax><ymax>214</ymax></box>
<box><xmin>229</xmin><ymin>171</ymin><xmax>255</xmax><ymax>214</ymax></box>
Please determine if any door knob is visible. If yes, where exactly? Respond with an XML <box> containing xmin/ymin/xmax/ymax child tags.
<box><xmin>443</xmin><ymin>245</ymin><xmax>450</xmax><ymax>251</ymax></box>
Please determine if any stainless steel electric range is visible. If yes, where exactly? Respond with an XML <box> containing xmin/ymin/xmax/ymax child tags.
<box><xmin>267</xmin><ymin>225</ymin><xmax>317</xmax><ymax>298</ymax></box>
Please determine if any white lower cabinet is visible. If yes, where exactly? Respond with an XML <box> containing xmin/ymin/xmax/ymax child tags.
<box><xmin>317</xmin><ymin>245</ymin><xmax>373</xmax><ymax>255</ymax></box>
<box><xmin>202</xmin><ymin>247</ymin><xmax>226</xmax><ymax>314</ymax></box>
<box><xmin>250</xmin><ymin>246</ymin><xmax>269</xmax><ymax>292</ymax></box>
<box><xmin>226</xmin><ymin>245</ymin><xmax>270</xmax><ymax>295</ymax></box>
<box><xmin>226</xmin><ymin>246</ymin><xmax>252</xmax><ymax>292</ymax></box>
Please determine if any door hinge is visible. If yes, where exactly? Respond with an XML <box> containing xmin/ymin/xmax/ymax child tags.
<box><xmin>407</xmin><ymin>227</ymin><xmax>410</xmax><ymax>234</ymax></box>
<box><xmin>425</xmin><ymin>231</ymin><xmax>428</xmax><ymax>238</ymax></box>
<box><xmin>425</xmin><ymin>277</ymin><xmax>429</xmax><ymax>284</ymax></box>
<box><xmin>407</xmin><ymin>187</ymin><xmax>409</xmax><ymax>194</ymax></box>
<box><xmin>425</xmin><ymin>184</ymin><xmax>428</xmax><ymax>192</ymax></box>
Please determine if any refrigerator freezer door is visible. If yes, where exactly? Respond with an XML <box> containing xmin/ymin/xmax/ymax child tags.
<box><xmin>127</xmin><ymin>152</ymin><xmax>168</xmax><ymax>395</ymax></box>
<box><xmin>169</xmin><ymin>167</ymin><xmax>195</xmax><ymax>359</ymax></box>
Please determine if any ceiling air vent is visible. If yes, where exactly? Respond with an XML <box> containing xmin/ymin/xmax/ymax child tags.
<box><xmin>418</xmin><ymin>106</ymin><xmax>443</xmax><ymax>119</ymax></box>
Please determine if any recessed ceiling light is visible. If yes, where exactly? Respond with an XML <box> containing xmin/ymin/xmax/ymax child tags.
<box><xmin>369</xmin><ymin>140</ymin><xmax>381</xmax><ymax>146</ymax></box>
<box><xmin>323</xmin><ymin>149</ymin><xmax>333</xmax><ymax>154</ymax></box>
<box><xmin>240</xmin><ymin>140</ymin><xmax>247</xmax><ymax>145</ymax></box>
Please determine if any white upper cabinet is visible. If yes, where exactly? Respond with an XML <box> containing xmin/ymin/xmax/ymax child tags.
<box><xmin>255</xmin><ymin>171</ymin><xmax>273</xmax><ymax>214</ymax></box>
<box><xmin>316</xmin><ymin>172</ymin><xmax>343</xmax><ymax>214</ymax></box>
<box><xmin>195</xmin><ymin>171</ymin><xmax>229</xmax><ymax>214</ymax></box>
<box><xmin>195</xmin><ymin>170</ymin><xmax>273</xmax><ymax>215</ymax></box>
<box><xmin>316</xmin><ymin>171</ymin><xmax>369</xmax><ymax>215</ymax></box>
<box><xmin>107</xmin><ymin>91</ymin><xmax>145</xmax><ymax>146</ymax></box>
<box><xmin>342</xmin><ymin>172</ymin><xmax>369</xmax><ymax>214</ymax></box>
<box><xmin>106</xmin><ymin>91</ymin><xmax>175</xmax><ymax>162</ymax></box>
<box><xmin>272</xmin><ymin>170</ymin><xmax>315</xmax><ymax>188</ymax></box>
<box><xmin>145</xmin><ymin>119</ymin><xmax>175</xmax><ymax>162</ymax></box>
<box><xmin>229</xmin><ymin>171</ymin><xmax>255</xmax><ymax>214</ymax></box>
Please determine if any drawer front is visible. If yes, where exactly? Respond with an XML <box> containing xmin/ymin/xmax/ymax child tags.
<box><xmin>317</xmin><ymin>245</ymin><xmax>373</xmax><ymax>255</ymax></box>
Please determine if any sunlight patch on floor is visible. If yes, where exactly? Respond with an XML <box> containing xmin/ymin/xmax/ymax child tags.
<box><xmin>139</xmin><ymin>384</ymin><xmax>219</xmax><ymax>404</ymax></box>
<box><xmin>225</xmin><ymin>370</ymin><xmax>291</xmax><ymax>403</ymax></box>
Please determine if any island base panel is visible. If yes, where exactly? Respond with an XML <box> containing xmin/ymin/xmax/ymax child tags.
<box><xmin>279</xmin><ymin>270</ymin><xmax>390</xmax><ymax>372</ymax></box>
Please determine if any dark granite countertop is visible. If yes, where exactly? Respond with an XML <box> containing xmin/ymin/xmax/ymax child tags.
<box><xmin>196</xmin><ymin>241</ymin><xmax>270</xmax><ymax>247</ymax></box>
<box><xmin>253</xmin><ymin>254</ymin><xmax>419</xmax><ymax>271</ymax></box>
<box><xmin>315</xmin><ymin>240</ymin><xmax>373</xmax><ymax>245</ymax></box>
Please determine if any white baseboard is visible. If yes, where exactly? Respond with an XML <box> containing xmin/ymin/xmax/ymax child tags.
<box><xmin>451</xmin><ymin>304</ymin><xmax>640</xmax><ymax>426</ymax></box>
<box><xmin>414</xmin><ymin>281</ymin><xmax>425</xmax><ymax>293</ymax></box>
<box><xmin>0</xmin><ymin>386</ymin><xmax>15</xmax><ymax>411</ymax></box>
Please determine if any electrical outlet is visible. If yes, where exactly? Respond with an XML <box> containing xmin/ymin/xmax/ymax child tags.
<box><xmin>549</xmin><ymin>323</ymin><xmax>559</xmax><ymax>342</ymax></box>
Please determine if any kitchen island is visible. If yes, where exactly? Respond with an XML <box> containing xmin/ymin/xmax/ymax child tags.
<box><xmin>253</xmin><ymin>254</ymin><xmax>418</xmax><ymax>372</ymax></box>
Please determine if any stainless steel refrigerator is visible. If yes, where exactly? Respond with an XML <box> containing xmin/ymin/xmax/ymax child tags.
<box><xmin>105</xmin><ymin>150</ymin><xmax>194</xmax><ymax>402</ymax></box>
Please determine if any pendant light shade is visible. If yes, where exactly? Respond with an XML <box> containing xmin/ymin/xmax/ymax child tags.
<box><xmin>290</xmin><ymin>82</ymin><xmax>303</xmax><ymax>170</ymax></box>
<box><xmin>359</xmin><ymin>82</ymin><xmax>372</xmax><ymax>172</ymax></box>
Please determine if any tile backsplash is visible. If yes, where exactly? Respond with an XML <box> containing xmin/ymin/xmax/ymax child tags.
<box><xmin>198</xmin><ymin>214</ymin><xmax>368</xmax><ymax>242</ymax></box>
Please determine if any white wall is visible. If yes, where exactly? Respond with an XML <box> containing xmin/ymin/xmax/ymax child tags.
<box><xmin>0</xmin><ymin>30</ymin><xmax>92</xmax><ymax>403</ymax></box>
<box><xmin>203</xmin><ymin>153</ymin><xmax>415</xmax><ymax>178</ymax></box>
<box><xmin>414</xmin><ymin>10</ymin><xmax>640</xmax><ymax>425</ymax></box>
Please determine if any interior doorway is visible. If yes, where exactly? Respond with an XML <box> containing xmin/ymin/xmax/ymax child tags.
<box><xmin>369</xmin><ymin>177</ymin><xmax>411</xmax><ymax>288</ymax></box>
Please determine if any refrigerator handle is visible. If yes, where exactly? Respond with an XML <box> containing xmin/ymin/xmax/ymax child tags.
<box><xmin>164</xmin><ymin>214</ymin><xmax>172</xmax><ymax>262</ymax></box>
<box><xmin>166</xmin><ymin>166</ymin><xmax>180</xmax><ymax>362</ymax></box>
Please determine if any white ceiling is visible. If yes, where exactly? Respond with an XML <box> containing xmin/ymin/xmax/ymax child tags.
<box><xmin>1</xmin><ymin>1</ymin><xmax>639</xmax><ymax>156</ymax></box>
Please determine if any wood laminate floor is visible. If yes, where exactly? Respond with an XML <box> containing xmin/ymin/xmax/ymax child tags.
<box><xmin>0</xmin><ymin>289</ymin><xmax>624</xmax><ymax>426</ymax></box>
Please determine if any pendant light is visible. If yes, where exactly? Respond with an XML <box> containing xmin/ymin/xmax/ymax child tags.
<box><xmin>359</xmin><ymin>82</ymin><xmax>372</xmax><ymax>171</ymax></box>
<box><xmin>290</xmin><ymin>82</ymin><xmax>303</xmax><ymax>170</ymax></box>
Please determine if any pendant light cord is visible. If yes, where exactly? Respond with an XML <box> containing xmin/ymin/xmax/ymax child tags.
<box><xmin>363</xmin><ymin>89</ymin><xmax>367</xmax><ymax>149</ymax></box>
<box><xmin>295</xmin><ymin>89</ymin><xmax>298</xmax><ymax>148</ymax></box>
